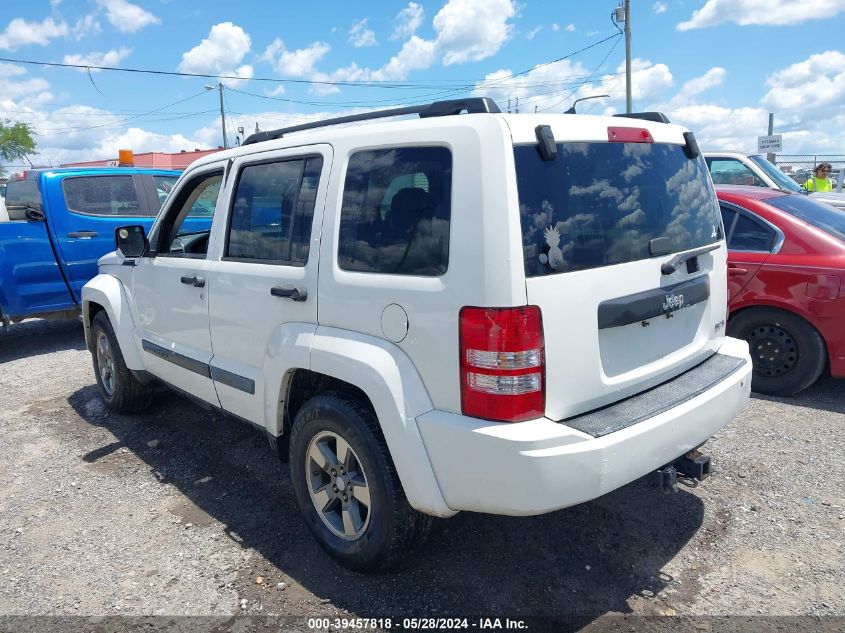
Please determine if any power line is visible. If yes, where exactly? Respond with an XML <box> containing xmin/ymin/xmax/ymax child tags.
<box><xmin>537</xmin><ymin>35</ymin><xmax>623</xmax><ymax>113</ymax></box>
<box><xmin>35</xmin><ymin>91</ymin><xmax>209</xmax><ymax>134</ymax></box>
<box><xmin>0</xmin><ymin>33</ymin><xmax>623</xmax><ymax>93</ymax></box>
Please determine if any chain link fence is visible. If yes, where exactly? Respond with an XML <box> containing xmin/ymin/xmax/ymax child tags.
<box><xmin>773</xmin><ymin>154</ymin><xmax>845</xmax><ymax>186</ymax></box>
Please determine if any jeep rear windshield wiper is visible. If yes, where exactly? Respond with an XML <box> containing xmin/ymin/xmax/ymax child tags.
<box><xmin>660</xmin><ymin>243</ymin><xmax>720</xmax><ymax>275</ymax></box>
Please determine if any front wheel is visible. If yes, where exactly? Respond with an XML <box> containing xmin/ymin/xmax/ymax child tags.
<box><xmin>289</xmin><ymin>393</ymin><xmax>430</xmax><ymax>572</ymax></box>
<box><xmin>728</xmin><ymin>308</ymin><xmax>826</xmax><ymax>396</ymax></box>
<box><xmin>90</xmin><ymin>311</ymin><xmax>151</xmax><ymax>413</ymax></box>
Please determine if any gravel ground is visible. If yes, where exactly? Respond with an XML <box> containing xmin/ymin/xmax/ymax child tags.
<box><xmin>0</xmin><ymin>319</ymin><xmax>843</xmax><ymax>630</ymax></box>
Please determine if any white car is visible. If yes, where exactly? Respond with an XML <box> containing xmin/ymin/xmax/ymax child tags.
<box><xmin>82</xmin><ymin>99</ymin><xmax>751</xmax><ymax>571</ymax></box>
<box><xmin>704</xmin><ymin>151</ymin><xmax>845</xmax><ymax>210</ymax></box>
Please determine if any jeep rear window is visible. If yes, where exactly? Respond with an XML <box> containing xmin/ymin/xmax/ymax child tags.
<box><xmin>516</xmin><ymin>142</ymin><xmax>722</xmax><ymax>277</ymax></box>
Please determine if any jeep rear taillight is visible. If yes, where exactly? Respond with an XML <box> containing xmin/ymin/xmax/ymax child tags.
<box><xmin>459</xmin><ymin>306</ymin><xmax>544</xmax><ymax>422</ymax></box>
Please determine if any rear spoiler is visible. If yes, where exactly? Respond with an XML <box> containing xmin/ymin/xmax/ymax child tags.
<box><xmin>613</xmin><ymin>112</ymin><xmax>700</xmax><ymax>158</ymax></box>
<box><xmin>613</xmin><ymin>112</ymin><xmax>671</xmax><ymax>124</ymax></box>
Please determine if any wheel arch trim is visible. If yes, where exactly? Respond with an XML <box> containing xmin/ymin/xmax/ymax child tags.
<box><xmin>82</xmin><ymin>274</ymin><xmax>144</xmax><ymax>370</ymax></box>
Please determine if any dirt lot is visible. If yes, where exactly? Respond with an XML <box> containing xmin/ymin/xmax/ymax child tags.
<box><xmin>0</xmin><ymin>319</ymin><xmax>843</xmax><ymax>631</ymax></box>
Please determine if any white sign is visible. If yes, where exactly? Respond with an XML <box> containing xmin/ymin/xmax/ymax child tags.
<box><xmin>757</xmin><ymin>134</ymin><xmax>782</xmax><ymax>153</ymax></box>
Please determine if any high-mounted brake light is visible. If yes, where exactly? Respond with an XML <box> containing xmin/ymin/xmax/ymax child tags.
<box><xmin>460</xmin><ymin>306</ymin><xmax>545</xmax><ymax>423</ymax></box>
<box><xmin>607</xmin><ymin>126</ymin><xmax>654</xmax><ymax>143</ymax></box>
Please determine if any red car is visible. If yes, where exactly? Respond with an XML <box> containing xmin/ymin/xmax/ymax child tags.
<box><xmin>716</xmin><ymin>185</ymin><xmax>845</xmax><ymax>395</ymax></box>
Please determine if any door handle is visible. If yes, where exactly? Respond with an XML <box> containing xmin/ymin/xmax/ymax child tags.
<box><xmin>728</xmin><ymin>267</ymin><xmax>748</xmax><ymax>276</ymax></box>
<box><xmin>180</xmin><ymin>275</ymin><xmax>206</xmax><ymax>288</ymax></box>
<box><xmin>67</xmin><ymin>230</ymin><xmax>99</xmax><ymax>238</ymax></box>
<box><xmin>270</xmin><ymin>286</ymin><xmax>307</xmax><ymax>301</ymax></box>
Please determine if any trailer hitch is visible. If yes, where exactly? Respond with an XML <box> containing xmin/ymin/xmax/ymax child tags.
<box><xmin>656</xmin><ymin>450</ymin><xmax>712</xmax><ymax>493</ymax></box>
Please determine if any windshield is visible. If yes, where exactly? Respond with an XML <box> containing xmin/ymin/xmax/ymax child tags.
<box><xmin>515</xmin><ymin>142</ymin><xmax>722</xmax><ymax>276</ymax></box>
<box><xmin>748</xmin><ymin>155</ymin><xmax>803</xmax><ymax>193</ymax></box>
<box><xmin>766</xmin><ymin>194</ymin><xmax>845</xmax><ymax>243</ymax></box>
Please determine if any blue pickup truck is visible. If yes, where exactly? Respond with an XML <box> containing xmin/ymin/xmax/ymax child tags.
<box><xmin>0</xmin><ymin>167</ymin><xmax>195</xmax><ymax>328</ymax></box>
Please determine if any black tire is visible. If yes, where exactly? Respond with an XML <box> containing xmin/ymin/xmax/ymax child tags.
<box><xmin>90</xmin><ymin>311</ymin><xmax>151</xmax><ymax>413</ymax></box>
<box><xmin>289</xmin><ymin>392</ymin><xmax>431</xmax><ymax>572</ymax></box>
<box><xmin>728</xmin><ymin>307</ymin><xmax>826</xmax><ymax>396</ymax></box>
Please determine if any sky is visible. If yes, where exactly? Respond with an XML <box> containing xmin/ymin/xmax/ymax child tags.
<box><xmin>1</xmin><ymin>0</ymin><xmax>845</xmax><ymax>168</ymax></box>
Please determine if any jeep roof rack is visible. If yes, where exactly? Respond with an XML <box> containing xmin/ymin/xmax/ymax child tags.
<box><xmin>613</xmin><ymin>112</ymin><xmax>671</xmax><ymax>124</ymax></box>
<box><xmin>242</xmin><ymin>97</ymin><xmax>502</xmax><ymax>146</ymax></box>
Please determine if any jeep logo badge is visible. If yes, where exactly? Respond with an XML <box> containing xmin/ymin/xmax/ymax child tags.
<box><xmin>662</xmin><ymin>293</ymin><xmax>685</xmax><ymax>313</ymax></box>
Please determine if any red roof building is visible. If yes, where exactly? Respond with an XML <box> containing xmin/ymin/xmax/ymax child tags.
<box><xmin>62</xmin><ymin>148</ymin><xmax>223</xmax><ymax>170</ymax></box>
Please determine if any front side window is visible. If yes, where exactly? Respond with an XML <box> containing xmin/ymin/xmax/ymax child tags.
<box><xmin>226</xmin><ymin>156</ymin><xmax>323</xmax><ymax>264</ymax></box>
<box><xmin>338</xmin><ymin>147</ymin><xmax>452</xmax><ymax>276</ymax></box>
<box><xmin>706</xmin><ymin>158</ymin><xmax>766</xmax><ymax>187</ymax></box>
<box><xmin>516</xmin><ymin>142</ymin><xmax>722</xmax><ymax>276</ymax></box>
<box><xmin>63</xmin><ymin>176</ymin><xmax>143</xmax><ymax>216</ymax></box>
<box><xmin>158</xmin><ymin>172</ymin><xmax>222</xmax><ymax>257</ymax></box>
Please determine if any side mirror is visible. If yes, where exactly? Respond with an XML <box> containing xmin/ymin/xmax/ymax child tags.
<box><xmin>115</xmin><ymin>225</ymin><xmax>148</xmax><ymax>258</ymax></box>
<box><xmin>25</xmin><ymin>206</ymin><xmax>45</xmax><ymax>222</ymax></box>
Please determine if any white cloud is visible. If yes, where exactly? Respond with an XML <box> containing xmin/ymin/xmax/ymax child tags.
<box><xmin>261</xmin><ymin>38</ymin><xmax>331</xmax><ymax>77</ymax></box>
<box><xmin>566</xmin><ymin>23</ymin><xmax>575</xmax><ymax>32</ymax></box>
<box><xmin>471</xmin><ymin>59</ymin><xmax>591</xmax><ymax>110</ymax></box>
<box><xmin>95</xmin><ymin>0</ymin><xmax>160</xmax><ymax>33</ymax></box>
<box><xmin>551</xmin><ymin>23</ymin><xmax>560</xmax><ymax>31</ymax></box>
<box><xmin>678</xmin><ymin>0</ymin><xmax>845</xmax><ymax>30</ymax></box>
<box><xmin>526</xmin><ymin>26</ymin><xmax>542</xmax><ymax>40</ymax></box>
<box><xmin>762</xmin><ymin>50</ymin><xmax>845</xmax><ymax>114</ymax></box>
<box><xmin>0</xmin><ymin>64</ymin><xmax>51</xmax><ymax>101</ymax></box>
<box><xmin>391</xmin><ymin>2</ymin><xmax>424</xmax><ymax>41</ymax></box>
<box><xmin>0</xmin><ymin>17</ymin><xmax>69</xmax><ymax>50</ymax></box>
<box><xmin>603</xmin><ymin>58</ymin><xmax>674</xmax><ymax>102</ymax></box>
<box><xmin>371</xmin><ymin>36</ymin><xmax>437</xmax><ymax>80</ymax></box>
<box><xmin>179</xmin><ymin>22</ymin><xmax>254</xmax><ymax>87</ymax></box>
<box><xmin>434</xmin><ymin>0</ymin><xmax>516</xmax><ymax>65</ymax></box>
<box><xmin>63</xmin><ymin>47</ymin><xmax>132</xmax><ymax>71</ymax></box>
<box><xmin>71</xmin><ymin>14</ymin><xmax>101</xmax><ymax>40</ymax></box>
<box><xmin>349</xmin><ymin>19</ymin><xmax>377</xmax><ymax>48</ymax></box>
<box><xmin>653</xmin><ymin>1</ymin><xmax>668</xmax><ymax>14</ymax></box>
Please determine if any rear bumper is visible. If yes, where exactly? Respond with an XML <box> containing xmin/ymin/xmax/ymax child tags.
<box><xmin>416</xmin><ymin>336</ymin><xmax>751</xmax><ymax>516</ymax></box>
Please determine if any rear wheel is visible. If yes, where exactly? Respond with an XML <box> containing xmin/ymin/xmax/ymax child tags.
<box><xmin>728</xmin><ymin>308</ymin><xmax>826</xmax><ymax>396</ymax></box>
<box><xmin>90</xmin><ymin>311</ymin><xmax>151</xmax><ymax>412</ymax></box>
<box><xmin>289</xmin><ymin>393</ymin><xmax>430</xmax><ymax>572</ymax></box>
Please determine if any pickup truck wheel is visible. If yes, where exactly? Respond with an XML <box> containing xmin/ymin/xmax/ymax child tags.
<box><xmin>728</xmin><ymin>308</ymin><xmax>826</xmax><ymax>396</ymax></box>
<box><xmin>289</xmin><ymin>393</ymin><xmax>431</xmax><ymax>572</ymax></box>
<box><xmin>90</xmin><ymin>312</ymin><xmax>151</xmax><ymax>413</ymax></box>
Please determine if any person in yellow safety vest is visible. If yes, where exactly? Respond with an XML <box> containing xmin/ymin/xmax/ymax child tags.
<box><xmin>803</xmin><ymin>163</ymin><xmax>834</xmax><ymax>192</ymax></box>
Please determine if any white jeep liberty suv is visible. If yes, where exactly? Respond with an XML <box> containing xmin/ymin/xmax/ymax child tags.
<box><xmin>82</xmin><ymin>98</ymin><xmax>752</xmax><ymax>571</ymax></box>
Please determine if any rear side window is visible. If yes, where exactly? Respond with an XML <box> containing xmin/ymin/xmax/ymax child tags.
<box><xmin>226</xmin><ymin>156</ymin><xmax>323</xmax><ymax>264</ymax></box>
<box><xmin>515</xmin><ymin>142</ymin><xmax>722</xmax><ymax>276</ymax></box>
<box><xmin>63</xmin><ymin>176</ymin><xmax>142</xmax><ymax>216</ymax></box>
<box><xmin>338</xmin><ymin>147</ymin><xmax>452</xmax><ymax>276</ymax></box>
<box><xmin>727</xmin><ymin>213</ymin><xmax>775</xmax><ymax>251</ymax></box>
<box><xmin>4</xmin><ymin>179</ymin><xmax>41</xmax><ymax>220</ymax></box>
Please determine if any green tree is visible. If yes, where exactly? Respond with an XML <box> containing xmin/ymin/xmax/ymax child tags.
<box><xmin>0</xmin><ymin>120</ymin><xmax>37</xmax><ymax>175</ymax></box>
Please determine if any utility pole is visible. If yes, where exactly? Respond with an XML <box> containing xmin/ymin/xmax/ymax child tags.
<box><xmin>613</xmin><ymin>1</ymin><xmax>633</xmax><ymax>113</ymax></box>
<box><xmin>767</xmin><ymin>112</ymin><xmax>775</xmax><ymax>164</ymax></box>
<box><xmin>624</xmin><ymin>0</ymin><xmax>632</xmax><ymax>114</ymax></box>
<box><xmin>205</xmin><ymin>83</ymin><xmax>228</xmax><ymax>149</ymax></box>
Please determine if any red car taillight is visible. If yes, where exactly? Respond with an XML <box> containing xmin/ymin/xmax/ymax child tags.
<box><xmin>459</xmin><ymin>306</ymin><xmax>545</xmax><ymax>423</ymax></box>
